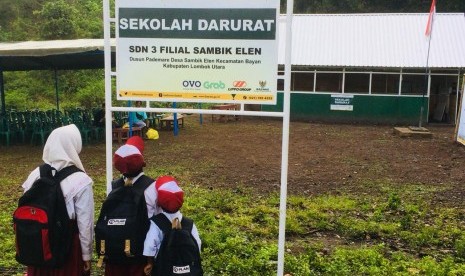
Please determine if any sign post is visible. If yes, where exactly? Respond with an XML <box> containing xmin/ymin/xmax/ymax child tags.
<box><xmin>104</xmin><ymin>0</ymin><xmax>293</xmax><ymax>274</ymax></box>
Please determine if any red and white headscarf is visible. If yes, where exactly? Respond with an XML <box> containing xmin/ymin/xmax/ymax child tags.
<box><xmin>155</xmin><ymin>176</ymin><xmax>184</xmax><ymax>213</ymax></box>
<box><xmin>113</xmin><ymin>136</ymin><xmax>146</xmax><ymax>177</ymax></box>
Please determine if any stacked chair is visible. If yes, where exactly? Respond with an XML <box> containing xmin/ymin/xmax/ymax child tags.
<box><xmin>0</xmin><ymin>107</ymin><xmax>107</xmax><ymax>146</ymax></box>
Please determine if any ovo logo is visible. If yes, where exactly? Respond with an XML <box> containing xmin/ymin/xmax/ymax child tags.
<box><xmin>182</xmin><ymin>80</ymin><xmax>201</xmax><ymax>88</ymax></box>
<box><xmin>233</xmin><ymin>81</ymin><xmax>247</xmax><ymax>88</ymax></box>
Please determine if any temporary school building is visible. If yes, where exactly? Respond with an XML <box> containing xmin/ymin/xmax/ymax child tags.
<box><xmin>1</xmin><ymin>14</ymin><xmax>465</xmax><ymax>125</ymax></box>
<box><xmin>266</xmin><ymin>13</ymin><xmax>465</xmax><ymax>124</ymax></box>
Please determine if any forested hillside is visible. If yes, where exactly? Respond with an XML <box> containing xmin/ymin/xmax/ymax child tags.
<box><xmin>1</xmin><ymin>0</ymin><xmax>104</xmax><ymax>110</ymax></box>
<box><xmin>1</xmin><ymin>0</ymin><xmax>464</xmax><ymax>110</ymax></box>
<box><xmin>0</xmin><ymin>0</ymin><xmax>102</xmax><ymax>41</ymax></box>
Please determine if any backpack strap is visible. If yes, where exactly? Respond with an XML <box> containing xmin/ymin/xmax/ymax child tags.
<box><xmin>132</xmin><ymin>175</ymin><xmax>153</xmax><ymax>198</ymax></box>
<box><xmin>181</xmin><ymin>217</ymin><xmax>194</xmax><ymax>232</ymax></box>
<box><xmin>111</xmin><ymin>177</ymin><xmax>125</xmax><ymax>190</ymax></box>
<box><xmin>151</xmin><ymin>213</ymin><xmax>172</xmax><ymax>233</ymax></box>
<box><xmin>151</xmin><ymin>214</ymin><xmax>195</xmax><ymax>233</ymax></box>
<box><xmin>38</xmin><ymin>164</ymin><xmax>81</xmax><ymax>183</ymax></box>
<box><xmin>55</xmin><ymin>165</ymin><xmax>82</xmax><ymax>183</ymax></box>
<box><xmin>39</xmin><ymin>163</ymin><xmax>54</xmax><ymax>178</ymax></box>
<box><xmin>180</xmin><ymin>216</ymin><xmax>200</xmax><ymax>250</ymax></box>
<box><xmin>111</xmin><ymin>175</ymin><xmax>153</xmax><ymax>191</ymax></box>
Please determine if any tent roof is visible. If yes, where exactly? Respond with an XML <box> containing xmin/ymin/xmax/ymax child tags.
<box><xmin>0</xmin><ymin>39</ymin><xmax>115</xmax><ymax>71</ymax></box>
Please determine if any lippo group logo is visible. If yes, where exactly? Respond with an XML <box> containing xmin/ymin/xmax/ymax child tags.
<box><xmin>228</xmin><ymin>81</ymin><xmax>251</xmax><ymax>91</ymax></box>
<box><xmin>255</xmin><ymin>80</ymin><xmax>270</xmax><ymax>92</ymax></box>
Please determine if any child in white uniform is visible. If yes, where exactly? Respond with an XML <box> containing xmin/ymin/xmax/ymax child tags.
<box><xmin>22</xmin><ymin>124</ymin><xmax>94</xmax><ymax>276</ymax></box>
<box><xmin>104</xmin><ymin>136</ymin><xmax>161</xmax><ymax>276</ymax></box>
<box><xmin>143</xmin><ymin>176</ymin><xmax>201</xmax><ymax>275</ymax></box>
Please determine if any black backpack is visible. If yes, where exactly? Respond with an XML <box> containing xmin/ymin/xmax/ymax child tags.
<box><xmin>95</xmin><ymin>175</ymin><xmax>153</xmax><ymax>266</ymax></box>
<box><xmin>13</xmin><ymin>164</ymin><xmax>82</xmax><ymax>267</ymax></box>
<box><xmin>151</xmin><ymin>214</ymin><xmax>203</xmax><ymax>276</ymax></box>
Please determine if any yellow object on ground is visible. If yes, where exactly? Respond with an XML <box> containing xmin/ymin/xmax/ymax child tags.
<box><xmin>146</xmin><ymin>128</ymin><xmax>159</xmax><ymax>140</ymax></box>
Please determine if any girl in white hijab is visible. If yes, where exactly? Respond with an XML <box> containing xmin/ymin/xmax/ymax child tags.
<box><xmin>22</xmin><ymin>124</ymin><xmax>94</xmax><ymax>276</ymax></box>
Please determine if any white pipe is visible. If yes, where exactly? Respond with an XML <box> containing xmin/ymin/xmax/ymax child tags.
<box><xmin>103</xmin><ymin>0</ymin><xmax>113</xmax><ymax>195</ymax></box>
<box><xmin>455</xmin><ymin>72</ymin><xmax>461</xmax><ymax>124</ymax></box>
<box><xmin>110</xmin><ymin>106</ymin><xmax>283</xmax><ymax>117</ymax></box>
<box><xmin>277</xmin><ymin>0</ymin><xmax>293</xmax><ymax>274</ymax></box>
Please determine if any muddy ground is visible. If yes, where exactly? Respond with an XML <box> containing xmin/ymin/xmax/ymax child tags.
<box><xmin>2</xmin><ymin>115</ymin><xmax>464</xmax><ymax>208</ymax></box>
<box><xmin>137</xmin><ymin>115</ymin><xmax>465</xmax><ymax>207</ymax></box>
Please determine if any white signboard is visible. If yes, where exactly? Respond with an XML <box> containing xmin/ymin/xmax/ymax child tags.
<box><xmin>116</xmin><ymin>0</ymin><xmax>279</xmax><ymax>104</ymax></box>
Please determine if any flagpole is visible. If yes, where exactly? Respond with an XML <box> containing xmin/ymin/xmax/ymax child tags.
<box><xmin>420</xmin><ymin>31</ymin><xmax>433</xmax><ymax>127</ymax></box>
<box><xmin>420</xmin><ymin>0</ymin><xmax>436</xmax><ymax>128</ymax></box>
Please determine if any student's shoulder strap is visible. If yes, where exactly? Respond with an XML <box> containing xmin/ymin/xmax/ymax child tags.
<box><xmin>181</xmin><ymin>216</ymin><xmax>194</xmax><ymax>233</ymax></box>
<box><xmin>110</xmin><ymin>175</ymin><xmax>152</xmax><ymax>194</ymax></box>
<box><xmin>151</xmin><ymin>213</ymin><xmax>171</xmax><ymax>233</ymax></box>
<box><xmin>38</xmin><ymin>163</ymin><xmax>53</xmax><ymax>178</ymax></box>
<box><xmin>111</xmin><ymin>177</ymin><xmax>124</xmax><ymax>190</ymax></box>
<box><xmin>180</xmin><ymin>217</ymin><xmax>200</xmax><ymax>250</ymax></box>
<box><xmin>133</xmin><ymin>175</ymin><xmax>153</xmax><ymax>194</ymax></box>
<box><xmin>55</xmin><ymin>165</ymin><xmax>82</xmax><ymax>183</ymax></box>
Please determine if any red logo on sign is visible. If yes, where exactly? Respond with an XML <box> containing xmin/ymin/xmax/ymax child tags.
<box><xmin>233</xmin><ymin>81</ymin><xmax>247</xmax><ymax>88</ymax></box>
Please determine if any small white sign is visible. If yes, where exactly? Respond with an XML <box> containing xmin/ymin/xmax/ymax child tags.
<box><xmin>108</xmin><ymin>219</ymin><xmax>127</xmax><ymax>225</ymax></box>
<box><xmin>173</xmin><ymin>265</ymin><xmax>191</xmax><ymax>274</ymax></box>
<box><xmin>330</xmin><ymin>94</ymin><xmax>354</xmax><ymax>111</ymax></box>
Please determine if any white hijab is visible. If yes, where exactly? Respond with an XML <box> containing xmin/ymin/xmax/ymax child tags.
<box><xmin>22</xmin><ymin>124</ymin><xmax>90</xmax><ymax>202</ymax></box>
<box><xmin>42</xmin><ymin>124</ymin><xmax>85</xmax><ymax>172</ymax></box>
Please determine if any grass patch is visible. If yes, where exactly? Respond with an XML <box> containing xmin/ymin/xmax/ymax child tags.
<box><xmin>1</xmin><ymin>177</ymin><xmax>465</xmax><ymax>275</ymax></box>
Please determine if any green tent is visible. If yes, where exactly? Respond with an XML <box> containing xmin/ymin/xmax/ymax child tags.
<box><xmin>0</xmin><ymin>39</ymin><xmax>115</xmax><ymax>114</ymax></box>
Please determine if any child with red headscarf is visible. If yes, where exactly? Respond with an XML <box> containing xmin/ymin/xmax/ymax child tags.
<box><xmin>142</xmin><ymin>176</ymin><xmax>202</xmax><ymax>276</ymax></box>
<box><xmin>104</xmin><ymin>136</ymin><xmax>161</xmax><ymax>276</ymax></box>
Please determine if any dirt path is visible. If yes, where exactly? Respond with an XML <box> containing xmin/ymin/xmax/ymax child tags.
<box><xmin>2</xmin><ymin>115</ymin><xmax>463</xmax><ymax>207</ymax></box>
<box><xmin>142</xmin><ymin>115</ymin><xmax>465</xmax><ymax>207</ymax></box>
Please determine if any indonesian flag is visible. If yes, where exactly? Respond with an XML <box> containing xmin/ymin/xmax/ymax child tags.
<box><xmin>425</xmin><ymin>0</ymin><xmax>436</xmax><ymax>36</ymax></box>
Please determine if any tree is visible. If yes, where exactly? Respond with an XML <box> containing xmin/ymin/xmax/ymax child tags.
<box><xmin>74</xmin><ymin>0</ymin><xmax>103</xmax><ymax>38</ymax></box>
<box><xmin>34</xmin><ymin>0</ymin><xmax>78</xmax><ymax>39</ymax></box>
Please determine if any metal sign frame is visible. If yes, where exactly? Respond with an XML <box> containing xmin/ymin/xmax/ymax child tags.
<box><xmin>455</xmin><ymin>74</ymin><xmax>465</xmax><ymax>145</ymax></box>
<box><xmin>103</xmin><ymin>0</ymin><xmax>294</xmax><ymax>274</ymax></box>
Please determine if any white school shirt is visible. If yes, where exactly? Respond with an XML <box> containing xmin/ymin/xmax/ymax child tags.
<box><xmin>121</xmin><ymin>172</ymin><xmax>161</xmax><ymax>218</ymax></box>
<box><xmin>22</xmin><ymin>168</ymin><xmax>94</xmax><ymax>261</ymax></box>
<box><xmin>143</xmin><ymin>211</ymin><xmax>202</xmax><ymax>258</ymax></box>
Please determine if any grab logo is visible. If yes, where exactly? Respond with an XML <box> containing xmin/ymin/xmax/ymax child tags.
<box><xmin>204</xmin><ymin>81</ymin><xmax>225</xmax><ymax>89</ymax></box>
<box><xmin>233</xmin><ymin>81</ymin><xmax>247</xmax><ymax>88</ymax></box>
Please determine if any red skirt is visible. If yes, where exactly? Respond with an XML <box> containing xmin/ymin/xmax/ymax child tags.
<box><xmin>104</xmin><ymin>263</ymin><xmax>145</xmax><ymax>276</ymax></box>
<box><xmin>26</xmin><ymin>231</ymin><xmax>85</xmax><ymax>276</ymax></box>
